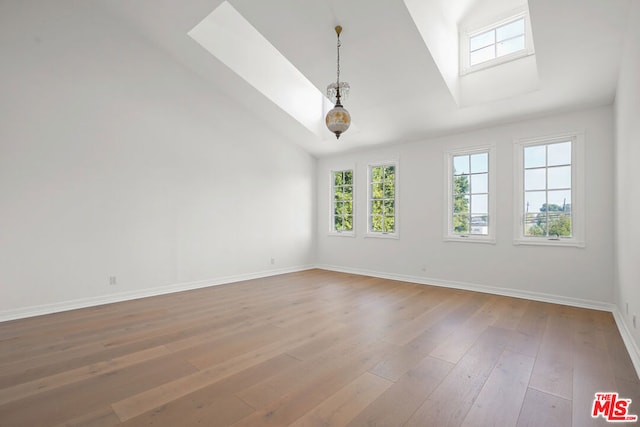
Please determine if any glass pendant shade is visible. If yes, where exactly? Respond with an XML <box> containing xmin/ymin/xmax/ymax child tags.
<box><xmin>326</xmin><ymin>82</ymin><xmax>350</xmax><ymax>105</ymax></box>
<box><xmin>325</xmin><ymin>103</ymin><xmax>351</xmax><ymax>139</ymax></box>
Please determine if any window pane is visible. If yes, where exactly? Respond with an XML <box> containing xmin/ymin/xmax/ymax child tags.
<box><xmin>371</xmin><ymin>183</ymin><xmax>383</xmax><ymax>199</ymax></box>
<box><xmin>548</xmin><ymin>190</ymin><xmax>571</xmax><ymax>210</ymax></box>
<box><xmin>384</xmin><ymin>166</ymin><xmax>395</xmax><ymax>181</ymax></box>
<box><xmin>344</xmin><ymin>216</ymin><xmax>353</xmax><ymax>231</ymax></box>
<box><xmin>371</xmin><ymin>200</ymin><xmax>383</xmax><ymax>214</ymax></box>
<box><xmin>453</xmin><ymin>213</ymin><xmax>470</xmax><ymax>233</ymax></box>
<box><xmin>524</xmin><ymin>145</ymin><xmax>546</xmax><ymax>168</ymax></box>
<box><xmin>524</xmin><ymin>212</ymin><xmax>544</xmax><ymax>236</ymax></box>
<box><xmin>383</xmin><ymin>183</ymin><xmax>395</xmax><ymax>199</ymax></box>
<box><xmin>471</xmin><ymin>194</ymin><xmax>488</xmax><ymax>214</ymax></box>
<box><xmin>470</xmin><ymin>30</ymin><xmax>495</xmax><ymax>51</ymax></box>
<box><xmin>547</xmin><ymin>213</ymin><xmax>571</xmax><ymax>236</ymax></box>
<box><xmin>343</xmin><ymin>185</ymin><xmax>353</xmax><ymax>198</ymax></box>
<box><xmin>524</xmin><ymin>168</ymin><xmax>546</xmax><ymax>191</ymax></box>
<box><xmin>335</xmin><ymin>216</ymin><xmax>343</xmax><ymax>230</ymax></box>
<box><xmin>549</xmin><ymin>214</ymin><xmax>571</xmax><ymax>237</ymax></box>
<box><xmin>548</xmin><ymin>166</ymin><xmax>571</xmax><ymax>189</ymax></box>
<box><xmin>344</xmin><ymin>170</ymin><xmax>353</xmax><ymax>184</ymax></box>
<box><xmin>497</xmin><ymin>18</ymin><xmax>524</xmax><ymax>42</ymax></box>
<box><xmin>543</xmin><ymin>192</ymin><xmax>571</xmax><ymax>237</ymax></box>
<box><xmin>470</xmin><ymin>215</ymin><xmax>488</xmax><ymax>235</ymax></box>
<box><xmin>470</xmin><ymin>153</ymin><xmax>488</xmax><ymax>173</ymax></box>
<box><xmin>454</xmin><ymin>175</ymin><xmax>470</xmax><ymax>196</ymax></box>
<box><xmin>470</xmin><ymin>45</ymin><xmax>495</xmax><ymax>66</ymax></box>
<box><xmin>334</xmin><ymin>172</ymin><xmax>343</xmax><ymax>186</ymax></box>
<box><xmin>384</xmin><ymin>216</ymin><xmax>395</xmax><ymax>233</ymax></box>
<box><xmin>371</xmin><ymin>215</ymin><xmax>383</xmax><ymax>232</ymax></box>
<box><xmin>454</xmin><ymin>195</ymin><xmax>470</xmax><ymax>214</ymax></box>
<box><xmin>525</xmin><ymin>191</ymin><xmax>546</xmax><ymax>214</ymax></box>
<box><xmin>497</xmin><ymin>35</ymin><xmax>525</xmax><ymax>57</ymax></box>
<box><xmin>548</xmin><ymin>142</ymin><xmax>571</xmax><ymax>166</ymax></box>
<box><xmin>345</xmin><ymin>201</ymin><xmax>353</xmax><ymax>215</ymax></box>
<box><xmin>384</xmin><ymin>200</ymin><xmax>395</xmax><ymax>215</ymax></box>
<box><xmin>471</xmin><ymin>173</ymin><xmax>488</xmax><ymax>193</ymax></box>
<box><xmin>335</xmin><ymin>202</ymin><xmax>344</xmax><ymax>215</ymax></box>
<box><xmin>372</xmin><ymin>167</ymin><xmax>384</xmax><ymax>182</ymax></box>
<box><xmin>453</xmin><ymin>155</ymin><xmax>470</xmax><ymax>175</ymax></box>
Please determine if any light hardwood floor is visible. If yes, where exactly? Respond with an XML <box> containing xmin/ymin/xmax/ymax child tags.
<box><xmin>0</xmin><ymin>269</ymin><xmax>638</xmax><ymax>426</ymax></box>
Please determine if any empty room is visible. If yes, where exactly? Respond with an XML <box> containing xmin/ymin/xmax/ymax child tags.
<box><xmin>1</xmin><ymin>0</ymin><xmax>639</xmax><ymax>426</ymax></box>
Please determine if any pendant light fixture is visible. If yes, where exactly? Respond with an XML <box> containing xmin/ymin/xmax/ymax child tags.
<box><xmin>325</xmin><ymin>26</ymin><xmax>351</xmax><ymax>139</ymax></box>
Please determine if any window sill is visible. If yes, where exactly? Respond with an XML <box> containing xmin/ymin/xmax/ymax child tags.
<box><xmin>328</xmin><ymin>231</ymin><xmax>355</xmax><ymax>238</ymax></box>
<box><xmin>461</xmin><ymin>50</ymin><xmax>534</xmax><ymax>76</ymax></box>
<box><xmin>513</xmin><ymin>238</ymin><xmax>585</xmax><ymax>248</ymax></box>
<box><xmin>364</xmin><ymin>232</ymin><xmax>399</xmax><ymax>240</ymax></box>
<box><xmin>444</xmin><ymin>236</ymin><xmax>496</xmax><ymax>244</ymax></box>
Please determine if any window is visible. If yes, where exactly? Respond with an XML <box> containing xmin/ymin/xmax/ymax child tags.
<box><xmin>460</xmin><ymin>10</ymin><xmax>534</xmax><ymax>74</ymax></box>
<box><xmin>331</xmin><ymin>169</ymin><xmax>354</xmax><ymax>235</ymax></box>
<box><xmin>470</xmin><ymin>17</ymin><xmax>524</xmax><ymax>66</ymax></box>
<box><xmin>514</xmin><ymin>133</ymin><xmax>584</xmax><ymax>247</ymax></box>
<box><xmin>367</xmin><ymin>162</ymin><xmax>398</xmax><ymax>237</ymax></box>
<box><xmin>445</xmin><ymin>146</ymin><xmax>496</xmax><ymax>243</ymax></box>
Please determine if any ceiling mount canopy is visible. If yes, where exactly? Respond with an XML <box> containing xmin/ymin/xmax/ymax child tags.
<box><xmin>325</xmin><ymin>25</ymin><xmax>351</xmax><ymax>140</ymax></box>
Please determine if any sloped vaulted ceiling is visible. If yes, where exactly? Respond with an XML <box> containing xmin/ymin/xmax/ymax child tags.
<box><xmin>100</xmin><ymin>0</ymin><xmax>631</xmax><ymax>156</ymax></box>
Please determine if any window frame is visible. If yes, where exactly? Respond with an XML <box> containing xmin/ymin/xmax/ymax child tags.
<box><xmin>513</xmin><ymin>132</ymin><xmax>585</xmax><ymax>248</ymax></box>
<box><xmin>329</xmin><ymin>168</ymin><xmax>356</xmax><ymax>237</ymax></box>
<box><xmin>366</xmin><ymin>160</ymin><xmax>399</xmax><ymax>239</ymax></box>
<box><xmin>460</xmin><ymin>9</ymin><xmax>534</xmax><ymax>75</ymax></box>
<box><xmin>444</xmin><ymin>145</ymin><xmax>496</xmax><ymax>244</ymax></box>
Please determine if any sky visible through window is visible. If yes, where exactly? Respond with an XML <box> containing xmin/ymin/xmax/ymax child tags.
<box><xmin>524</xmin><ymin>141</ymin><xmax>572</xmax><ymax>237</ymax></box>
<box><xmin>470</xmin><ymin>17</ymin><xmax>526</xmax><ymax>66</ymax></box>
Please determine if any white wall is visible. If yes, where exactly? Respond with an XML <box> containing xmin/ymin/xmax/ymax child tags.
<box><xmin>0</xmin><ymin>1</ymin><xmax>316</xmax><ymax>317</ymax></box>
<box><xmin>317</xmin><ymin>106</ymin><xmax>615</xmax><ymax>304</ymax></box>
<box><xmin>614</xmin><ymin>1</ymin><xmax>640</xmax><ymax>353</ymax></box>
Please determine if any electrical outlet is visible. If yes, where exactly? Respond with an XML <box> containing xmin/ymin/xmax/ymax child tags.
<box><xmin>626</xmin><ymin>302</ymin><xmax>629</xmax><ymax>315</ymax></box>
<box><xmin>109</xmin><ymin>276</ymin><xmax>117</xmax><ymax>286</ymax></box>
<box><xmin>633</xmin><ymin>315</ymin><xmax>637</xmax><ymax>329</ymax></box>
<box><xmin>270</xmin><ymin>258</ymin><xmax>275</xmax><ymax>265</ymax></box>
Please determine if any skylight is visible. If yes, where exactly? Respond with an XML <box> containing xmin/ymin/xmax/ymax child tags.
<box><xmin>469</xmin><ymin>17</ymin><xmax>525</xmax><ymax>66</ymax></box>
<box><xmin>188</xmin><ymin>1</ymin><xmax>333</xmax><ymax>139</ymax></box>
<box><xmin>460</xmin><ymin>11</ymin><xmax>535</xmax><ymax>75</ymax></box>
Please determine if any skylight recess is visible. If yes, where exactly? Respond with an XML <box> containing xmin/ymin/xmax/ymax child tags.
<box><xmin>188</xmin><ymin>1</ymin><xmax>334</xmax><ymax>138</ymax></box>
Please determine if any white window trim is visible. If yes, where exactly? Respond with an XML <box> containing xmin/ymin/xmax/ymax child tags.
<box><xmin>513</xmin><ymin>132</ymin><xmax>585</xmax><ymax>248</ymax></box>
<box><xmin>329</xmin><ymin>167</ymin><xmax>356</xmax><ymax>237</ymax></box>
<box><xmin>460</xmin><ymin>7</ymin><xmax>535</xmax><ymax>75</ymax></box>
<box><xmin>444</xmin><ymin>144</ymin><xmax>496</xmax><ymax>244</ymax></box>
<box><xmin>365</xmin><ymin>160</ymin><xmax>399</xmax><ymax>239</ymax></box>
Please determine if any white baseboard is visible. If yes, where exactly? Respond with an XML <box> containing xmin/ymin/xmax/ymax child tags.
<box><xmin>611</xmin><ymin>308</ymin><xmax>640</xmax><ymax>380</ymax></box>
<box><xmin>316</xmin><ymin>264</ymin><xmax>639</xmax><ymax>380</ymax></box>
<box><xmin>0</xmin><ymin>265</ymin><xmax>315</xmax><ymax>323</ymax></box>
<box><xmin>316</xmin><ymin>264</ymin><xmax>614</xmax><ymax>311</ymax></box>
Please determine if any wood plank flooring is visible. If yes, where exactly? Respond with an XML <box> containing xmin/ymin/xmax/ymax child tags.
<box><xmin>0</xmin><ymin>269</ymin><xmax>638</xmax><ymax>426</ymax></box>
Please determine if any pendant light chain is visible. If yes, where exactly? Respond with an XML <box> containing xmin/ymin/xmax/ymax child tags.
<box><xmin>336</xmin><ymin>32</ymin><xmax>342</xmax><ymax>103</ymax></box>
<box><xmin>336</xmin><ymin>35</ymin><xmax>341</xmax><ymax>86</ymax></box>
